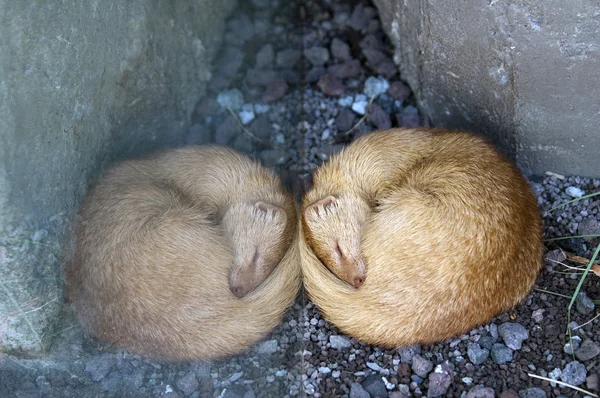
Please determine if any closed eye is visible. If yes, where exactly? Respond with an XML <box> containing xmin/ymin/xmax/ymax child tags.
<box><xmin>251</xmin><ymin>248</ymin><xmax>259</xmax><ymax>266</ymax></box>
<box><xmin>335</xmin><ymin>242</ymin><xmax>345</xmax><ymax>259</ymax></box>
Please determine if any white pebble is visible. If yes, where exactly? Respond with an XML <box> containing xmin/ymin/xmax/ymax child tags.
<box><xmin>366</xmin><ymin>362</ymin><xmax>383</xmax><ymax>372</ymax></box>
<box><xmin>364</xmin><ymin>76</ymin><xmax>390</xmax><ymax>97</ymax></box>
<box><xmin>566</xmin><ymin>186</ymin><xmax>585</xmax><ymax>198</ymax></box>
<box><xmin>318</xmin><ymin>367</ymin><xmax>331</xmax><ymax>374</ymax></box>
<box><xmin>461</xmin><ymin>377</ymin><xmax>473</xmax><ymax>385</ymax></box>
<box><xmin>351</xmin><ymin>100</ymin><xmax>368</xmax><ymax>115</ymax></box>
<box><xmin>229</xmin><ymin>372</ymin><xmax>243</xmax><ymax>382</ymax></box>
<box><xmin>348</xmin><ymin>354</ymin><xmax>356</xmax><ymax>361</ymax></box>
<box><xmin>321</xmin><ymin>129</ymin><xmax>331</xmax><ymax>140</ymax></box>
<box><xmin>217</xmin><ymin>88</ymin><xmax>244</xmax><ymax>110</ymax></box>
<box><xmin>239</xmin><ymin>104</ymin><xmax>255</xmax><ymax>125</ymax></box>
<box><xmin>165</xmin><ymin>385</ymin><xmax>173</xmax><ymax>393</ymax></box>
<box><xmin>338</xmin><ymin>96</ymin><xmax>353</xmax><ymax>107</ymax></box>
<box><xmin>254</xmin><ymin>103</ymin><xmax>270</xmax><ymax>114</ymax></box>
<box><xmin>275</xmin><ymin>370</ymin><xmax>287</xmax><ymax>377</ymax></box>
<box><xmin>382</xmin><ymin>376</ymin><xmax>395</xmax><ymax>390</ymax></box>
<box><xmin>548</xmin><ymin>368</ymin><xmax>562</xmax><ymax>387</ymax></box>
<box><xmin>332</xmin><ymin>370</ymin><xmax>341</xmax><ymax>378</ymax></box>
<box><xmin>266</xmin><ymin>375</ymin><xmax>275</xmax><ymax>383</ymax></box>
<box><xmin>354</xmin><ymin>371</ymin><xmax>366</xmax><ymax>376</ymax></box>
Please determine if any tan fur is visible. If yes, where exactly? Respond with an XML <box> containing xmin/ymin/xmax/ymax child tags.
<box><xmin>300</xmin><ymin>128</ymin><xmax>543</xmax><ymax>347</ymax></box>
<box><xmin>64</xmin><ymin>145</ymin><xmax>300</xmax><ymax>361</ymax></box>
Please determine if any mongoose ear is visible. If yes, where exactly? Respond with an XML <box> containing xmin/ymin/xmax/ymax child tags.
<box><xmin>304</xmin><ymin>195</ymin><xmax>337</xmax><ymax>218</ymax></box>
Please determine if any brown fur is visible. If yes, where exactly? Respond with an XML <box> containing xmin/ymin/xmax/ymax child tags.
<box><xmin>300</xmin><ymin>128</ymin><xmax>543</xmax><ymax>347</ymax></box>
<box><xmin>64</xmin><ymin>145</ymin><xmax>300</xmax><ymax>361</ymax></box>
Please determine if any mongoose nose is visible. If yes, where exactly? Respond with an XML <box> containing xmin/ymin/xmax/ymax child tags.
<box><xmin>353</xmin><ymin>276</ymin><xmax>365</xmax><ymax>288</ymax></box>
<box><xmin>231</xmin><ymin>285</ymin><xmax>246</xmax><ymax>298</ymax></box>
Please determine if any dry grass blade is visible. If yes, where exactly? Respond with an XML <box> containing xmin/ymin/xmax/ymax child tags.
<box><xmin>527</xmin><ymin>372</ymin><xmax>598</xmax><ymax>397</ymax></box>
<box><xmin>226</xmin><ymin>107</ymin><xmax>291</xmax><ymax>155</ymax></box>
<box><xmin>550</xmin><ymin>190</ymin><xmax>600</xmax><ymax>211</ymax></box>
<box><xmin>545</xmin><ymin>234</ymin><xmax>600</xmax><ymax>242</ymax></box>
<box><xmin>0</xmin><ymin>281</ymin><xmax>44</xmax><ymax>351</ymax></box>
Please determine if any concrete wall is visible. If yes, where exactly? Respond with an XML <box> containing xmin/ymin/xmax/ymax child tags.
<box><xmin>0</xmin><ymin>0</ymin><xmax>235</xmax><ymax>357</ymax></box>
<box><xmin>373</xmin><ymin>0</ymin><xmax>600</xmax><ymax>178</ymax></box>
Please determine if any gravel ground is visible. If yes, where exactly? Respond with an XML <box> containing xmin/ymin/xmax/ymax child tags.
<box><xmin>2</xmin><ymin>0</ymin><xmax>599</xmax><ymax>397</ymax></box>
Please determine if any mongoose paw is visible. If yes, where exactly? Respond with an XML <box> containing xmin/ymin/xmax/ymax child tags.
<box><xmin>253</xmin><ymin>201</ymin><xmax>286</xmax><ymax>224</ymax></box>
<box><xmin>304</xmin><ymin>195</ymin><xmax>337</xmax><ymax>220</ymax></box>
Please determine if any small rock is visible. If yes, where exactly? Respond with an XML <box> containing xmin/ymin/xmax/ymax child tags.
<box><xmin>367</xmin><ymin>103</ymin><xmax>392</xmax><ymax>130</ymax></box>
<box><xmin>256</xmin><ymin>339</ymin><xmax>278</xmax><ymax>354</ymax></box>
<box><xmin>587</xmin><ymin>373</ymin><xmax>599</xmax><ymax>391</ymax></box>
<box><xmin>566</xmin><ymin>186</ymin><xmax>585</xmax><ymax>198</ymax></box>
<box><xmin>276</xmin><ymin>49</ymin><xmax>302</xmax><ymax>68</ymax></box>
<box><xmin>398</xmin><ymin>344</ymin><xmax>421</xmax><ymax>364</ymax></box>
<box><xmin>349</xmin><ymin>4</ymin><xmax>377</xmax><ymax>31</ymax></box>
<box><xmin>260</xmin><ymin>149</ymin><xmax>289</xmax><ymax>166</ymax></box>
<box><xmin>336</xmin><ymin>108</ymin><xmax>356</xmax><ymax>132</ymax></box>
<box><xmin>387</xmin><ymin>81</ymin><xmax>412</xmax><ymax>101</ymax></box>
<box><xmin>498</xmin><ymin>322</ymin><xmax>529</xmax><ymax>350</ymax></box>
<box><xmin>101</xmin><ymin>372</ymin><xmax>122</xmax><ymax>393</ymax></box>
<box><xmin>518</xmin><ymin>388</ymin><xmax>546</xmax><ymax>398</ymax></box>
<box><xmin>500</xmin><ymin>390</ymin><xmax>519</xmax><ymax>398</ymax></box>
<box><xmin>328</xmin><ymin>59</ymin><xmax>363</xmax><ymax>79</ymax></box>
<box><xmin>329</xmin><ymin>335</ymin><xmax>352</xmax><ymax>349</ymax></box>
<box><xmin>85</xmin><ymin>354</ymin><xmax>114</xmax><ymax>382</ymax></box>
<box><xmin>531</xmin><ymin>309</ymin><xmax>545</xmax><ymax>323</ymax></box>
<box><xmin>195</xmin><ymin>97</ymin><xmax>219</xmax><ymax>117</ymax></box>
<box><xmin>396</xmin><ymin>107</ymin><xmax>421</xmax><ymax>127</ymax></box>
<box><xmin>548</xmin><ymin>368</ymin><xmax>562</xmax><ymax>387</ymax></box>
<box><xmin>467</xmin><ymin>343</ymin><xmax>490</xmax><ymax>365</ymax></box>
<box><xmin>578</xmin><ymin>218</ymin><xmax>600</xmax><ymax>240</ymax></box>
<box><xmin>360</xmin><ymin>34</ymin><xmax>382</xmax><ymax>51</ymax></box>
<box><xmin>227</xmin><ymin>13</ymin><xmax>254</xmax><ymax>43</ymax></box>
<box><xmin>222</xmin><ymin>385</ymin><xmax>248</xmax><ymax>398</ymax></box>
<box><xmin>238</xmin><ymin>104</ymin><xmax>255</xmax><ymax>125</ymax></box>
<box><xmin>576</xmin><ymin>291</ymin><xmax>596</xmax><ymax>315</ymax></box>
<box><xmin>363</xmin><ymin>48</ymin><xmax>386</xmax><ymax>65</ymax></box>
<box><xmin>176</xmin><ymin>372</ymin><xmax>199</xmax><ymax>396</ymax></box>
<box><xmin>397</xmin><ymin>363</ymin><xmax>411</xmax><ymax>378</ymax></box>
<box><xmin>362</xmin><ymin>375</ymin><xmax>388</xmax><ymax>398</ymax></box>
<box><xmin>185</xmin><ymin>124</ymin><xmax>212</xmax><ymax>145</ymax></box>
<box><xmin>375</xmin><ymin>59</ymin><xmax>398</xmax><ymax>78</ymax></box>
<box><xmin>338</xmin><ymin>95</ymin><xmax>354</xmax><ymax>107</ymax></box>
<box><xmin>466</xmin><ymin>385</ymin><xmax>496</xmax><ymax>398</ymax></box>
<box><xmin>255</xmin><ymin>43</ymin><xmax>274</xmax><ymax>69</ymax></box>
<box><xmin>245</xmin><ymin>69</ymin><xmax>279</xmax><ymax>86</ymax></box>
<box><xmin>490</xmin><ymin>343</ymin><xmax>513</xmax><ymax>364</ymax></box>
<box><xmin>217</xmin><ymin>89</ymin><xmax>244</xmax><ymax>110</ymax></box>
<box><xmin>564</xmin><ymin>336</ymin><xmax>582</xmax><ymax>354</ymax></box>
<box><xmin>250</xmin><ymin>115</ymin><xmax>272</xmax><ymax>140</ymax></box>
<box><xmin>390</xmin><ymin>390</ymin><xmax>411</xmax><ymax>398</ymax></box>
<box><xmin>352</xmin><ymin>95</ymin><xmax>369</xmax><ymax>115</ymax></box>
<box><xmin>306</xmin><ymin>66</ymin><xmax>325</xmax><ymax>83</ymax></box>
<box><xmin>427</xmin><ymin>372</ymin><xmax>452</xmax><ymax>397</ymax></box>
<box><xmin>364</xmin><ymin>76</ymin><xmax>390</xmax><ymax>97</ymax></box>
<box><xmin>411</xmin><ymin>355</ymin><xmax>434</xmax><ymax>378</ymax></box>
<box><xmin>215</xmin><ymin>116</ymin><xmax>239</xmax><ymax>145</ymax></box>
<box><xmin>544</xmin><ymin>249</ymin><xmax>567</xmax><ymax>265</ymax></box>
<box><xmin>262</xmin><ymin>79</ymin><xmax>288</xmax><ymax>102</ymax></box>
<box><xmin>561</xmin><ymin>361</ymin><xmax>587</xmax><ymax>386</ymax></box>
<box><xmin>575</xmin><ymin>339</ymin><xmax>600</xmax><ymax>361</ymax></box>
<box><xmin>331</xmin><ymin>38</ymin><xmax>352</xmax><ymax>61</ymax></box>
<box><xmin>123</xmin><ymin>371</ymin><xmax>144</xmax><ymax>390</ymax></box>
<box><xmin>478</xmin><ymin>335</ymin><xmax>495</xmax><ymax>350</ymax></box>
<box><xmin>318</xmin><ymin>366</ymin><xmax>331</xmax><ymax>374</ymax></box>
<box><xmin>317</xmin><ymin>74</ymin><xmax>345</xmax><ymax>96</ymax></box>
<box><xmin>216</xmin><ymin>47</ymin><xmax>244</xmax><ymax>79</ymax></box>
<box><xmin>304</xmin><ymin>46</ymin><xmax>330</xmax><ymax>66</ymax></box>
<box><xmin>350</xmin><ymin>382</ymin><xmax>370</xmax><ymax>398</ymax></box>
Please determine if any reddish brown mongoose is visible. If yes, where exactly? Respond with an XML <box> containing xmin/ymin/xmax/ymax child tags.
<box><xmin>300</xmin><ymin>128</ymin><xmax>542</xmax><ymax>347</ymax></box>
<box><xmin>64</xmin><ymin>145</ymin><xmax>300</xmax><ymax>361</ymax></box>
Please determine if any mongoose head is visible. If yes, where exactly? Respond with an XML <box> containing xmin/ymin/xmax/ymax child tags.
<box><xmin>223</xmin><ymin>201</ymin><xmax>290</xmax><ymax>298</ymax></box>
<box><xmin>302</xmin><ymin>195</ymin><xmax>369</xmax><ymax>288</ymax></box>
